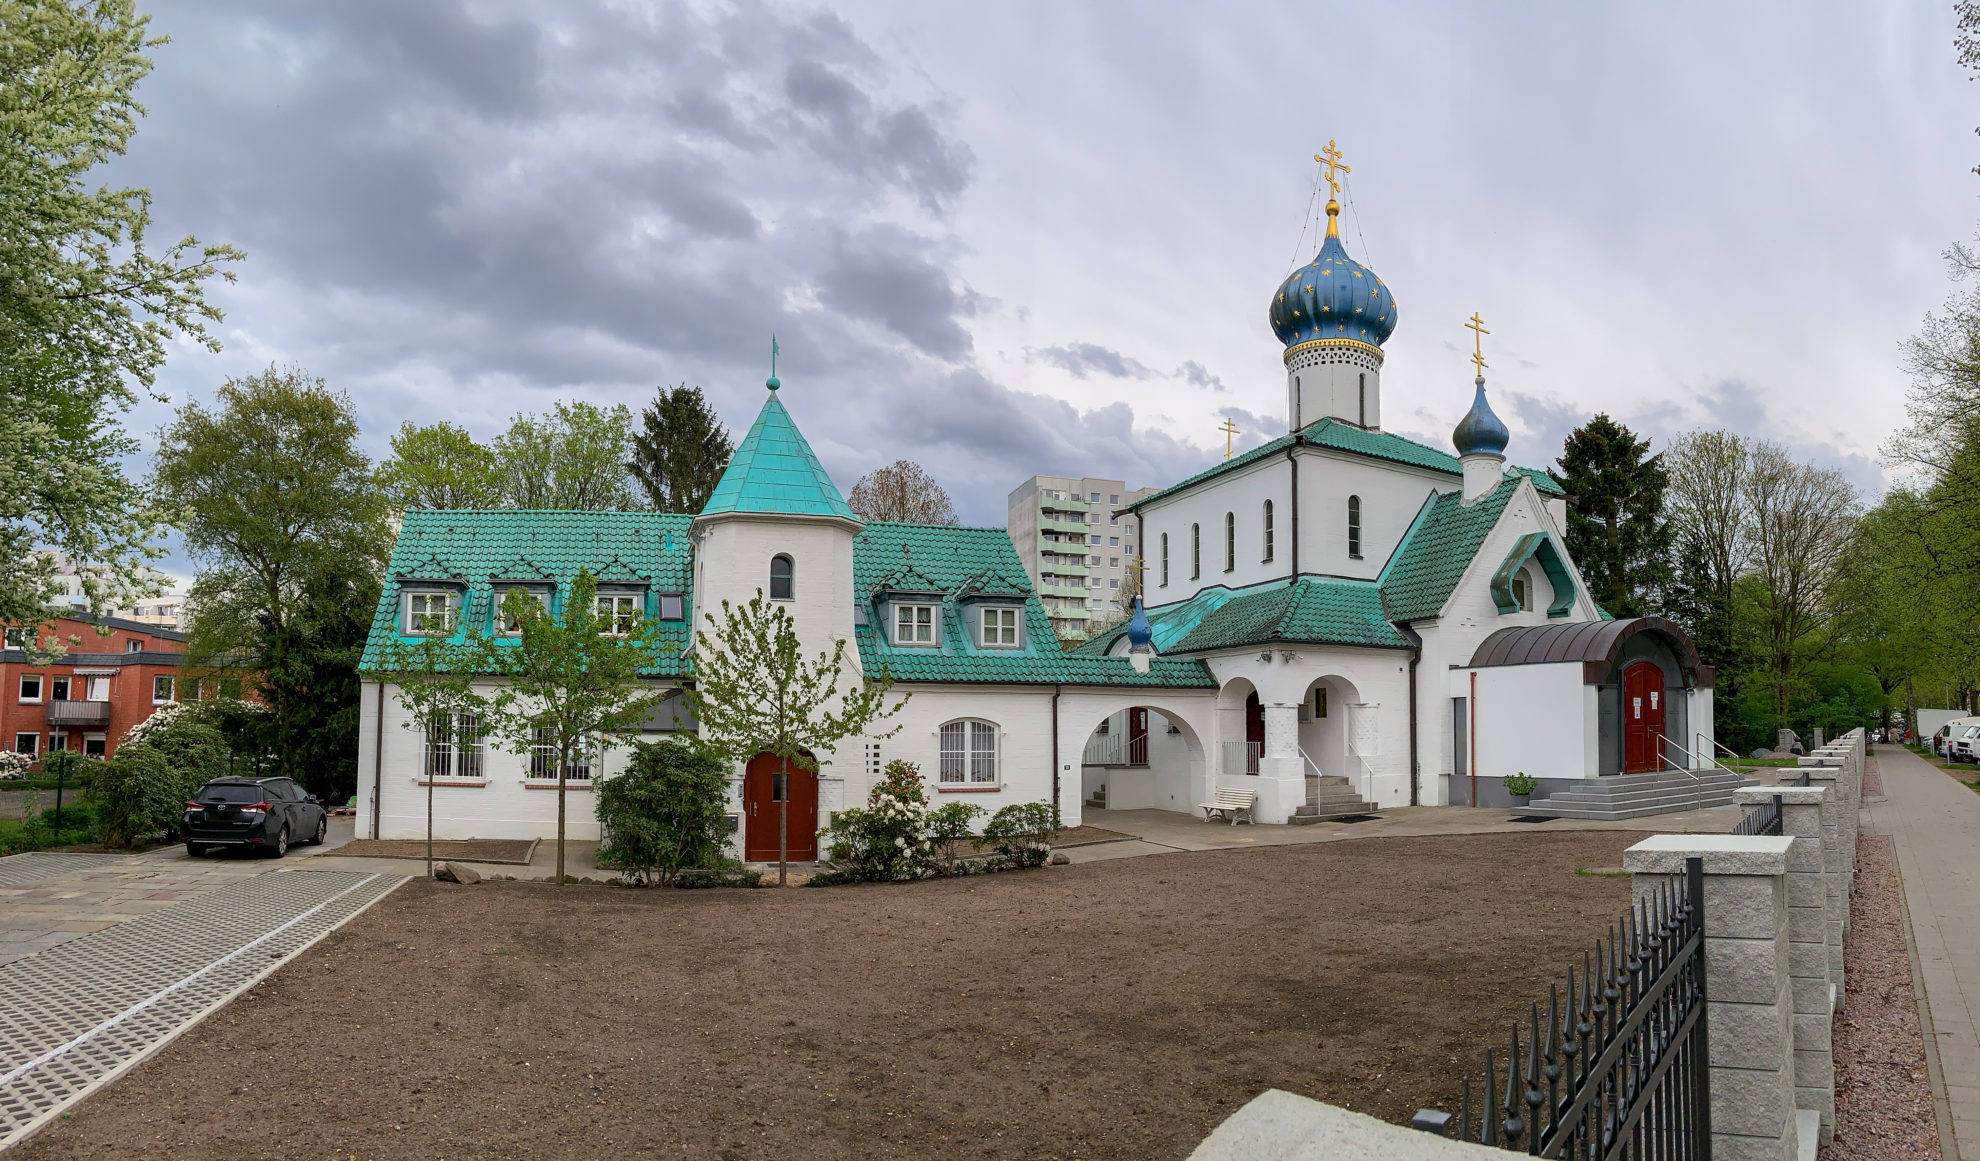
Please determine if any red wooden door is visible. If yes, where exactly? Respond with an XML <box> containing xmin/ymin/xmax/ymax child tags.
<box><xmin>743</xmin><ymin>751</ymin><xmax>818</xmax><ymax>861</ymax></box>
<box><xmin>1622</xmin><ymin>662</ymin><xmax>1666</xmax><ymax>774</ymax></box>
<box><xmin>1127</xmin><ymin>707</ymin><xmax>1149</xmax><ymax>767</ymax></box>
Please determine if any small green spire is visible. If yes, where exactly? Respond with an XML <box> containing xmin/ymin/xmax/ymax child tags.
<box><xmin>767</xmin><ymin>333</ymin><xmax>780</xmax><ymax>391</ymax></box>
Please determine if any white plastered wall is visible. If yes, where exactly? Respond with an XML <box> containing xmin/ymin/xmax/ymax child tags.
<box><xmin>1410</xmin><ymin>475</ymin><xmax>1606</xmax><ymax>804</ymax></box>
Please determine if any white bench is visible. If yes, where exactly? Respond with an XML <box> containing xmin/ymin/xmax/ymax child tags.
<box><xmin>1200</xmin><ymin>787</ymin><xmax>1256</xmax><ymax>825</ymax></box>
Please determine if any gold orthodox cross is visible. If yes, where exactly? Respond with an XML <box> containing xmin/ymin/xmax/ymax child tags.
<box><xmin>1314</xmin><ymin>140</ymin><xmax>1350</xmax><ymax>200</ymax></box>
<box><xmin>1218</xmin><ymin>417</ymin><xmax>1241</xmax><ymax>459</ymax></box>
<box><xmin>1465</xmin><ymin>311</ymin><xmax>1490</xmax><ymax>377</ymax></box>
<box><xmin>1125</xmin><ymin>555</ymin><xmax>1147</xmax><ymax>589</ymax></box>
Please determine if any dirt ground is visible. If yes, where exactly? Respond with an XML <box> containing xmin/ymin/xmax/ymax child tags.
<box><xmin>17</xmin><ymin>832</ymin><xmax>1642</xmax><ymax>1161</ymax></box>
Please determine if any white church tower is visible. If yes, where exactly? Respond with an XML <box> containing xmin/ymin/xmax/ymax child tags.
<box><xmin>1270</xmin><ymin>141</ymin><xmax>1399</xmax><ymax>433</ymax></box>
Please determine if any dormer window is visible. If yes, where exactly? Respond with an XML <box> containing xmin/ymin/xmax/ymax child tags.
<box><xmin>405</xmin><ymin>591</ymin><xmax>457</xmax><ymax>635</ymax></box>
<box><xmin>981</xmin><ymin>607</ymin><xmax>1020</xmax><ymax>648</ymax></box>
<box><xmin>894</xmin><ymin>603</ymin><xmax>936</xmax><ymax>645</ymax></box>
<box><xmin>1511</xmin><ymin>573</ymin><xmax>1529</xmax><ymax>612</ymax></box>
<box><xmin>597</xmin><ymin>593</ymin><xmax>640</xmax><ymax>636</ymax></box>
<box><xmin>658</xmin><ymin>594</ymin><xmax>685</xmax><ymax>621</ymax></box>
<box><xmin>496</xmin><ymin>587</ymin><xmax>549</xmax><ymax>635</ymax></box>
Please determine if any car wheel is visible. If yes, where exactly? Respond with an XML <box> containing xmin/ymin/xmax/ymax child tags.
<box><xmin>308</xmin><ymin>814</ymin><xmax>326</xmax><ymax>845</ymax></box>
<box><xmin>185</xmin><ymin>843</ymin><xmax>207</xmax><ymax>858</ymax></box>
<box><xmin>270</xmin><ymin>826</ymin><xmax>289</xmax><ymax>858</ymax></box>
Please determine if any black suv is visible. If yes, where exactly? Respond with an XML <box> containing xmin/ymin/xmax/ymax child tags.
<box><xmin>183</xmin><ymin>776</ymin><xmax>328</xmax><ymax>858</ymax></box>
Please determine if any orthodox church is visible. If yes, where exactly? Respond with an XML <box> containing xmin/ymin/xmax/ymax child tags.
<box><xmin>354</xmin><ymin>158</ymin><xmax>1718</xmax><ymax>850</ymax></box>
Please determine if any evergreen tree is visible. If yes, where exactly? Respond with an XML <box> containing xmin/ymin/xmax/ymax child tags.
<box><xmin>629</xmin><ymin>384</ymin><xmax>733</xmax><ymax>512</ymax></box>
<box><xmin>1549</xmin><ymin>415</ymin><xmax>1672</xmax><ymax>619</ymax></box>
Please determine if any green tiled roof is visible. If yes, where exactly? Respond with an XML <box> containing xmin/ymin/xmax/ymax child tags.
<box><xmin>1377</xmin><ymin>478</ymin><xmax>1519</xmax><ymax>622</ymax></box>
<box><xmin>1128</xmin><ymin>418</ymin><xmax>1561</xmax><ymax>512</ymax></box>
<box><xmin>853</xmin><ymin>522</ymin><xmax>1215</xmax><ymax>688</ymax></box>
<box><xmin>360</xmin><ymin>510</ymin><xmax>695</xmax><ymax>676</ymax></box>
<box><xmin>699</xmin><ymin>392</ymin><xmax>857</xmax><ymax>521</ymax></box>
<box><xmin>1075</xmin><ymin>578</ymin><xmax>1410</xmax><ymax>656</ymax></box>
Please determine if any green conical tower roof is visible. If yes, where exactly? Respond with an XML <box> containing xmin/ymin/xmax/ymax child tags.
<box><xmin>699</xmin><ymin>389</ymin><xmax>857</xmax><ymax>521</ymax></box>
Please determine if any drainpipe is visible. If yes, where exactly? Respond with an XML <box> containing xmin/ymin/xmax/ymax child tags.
<box><xmin>1284</xmin><ymin>444</ymin><xmax>1300</xmax><ymax>578</ymax></box>
<box><xmin>1468</xmin><ymin>670</ymin><xmax>1478</xmax><ymax>808</ymax></box>
<box><xmin>1051</xmin><ymin>685</ymin><xmax>1062</xmax><ymax>817</ymax></box>
<box><xmin>370</xmin><ymin>679</ymin><xmax>385</xmax><ymax>839</ymax></box>
<box><xmin>1401</xmin><ymin>626</ymin><xmax>1422</xmax><ymax>807</ymax></box>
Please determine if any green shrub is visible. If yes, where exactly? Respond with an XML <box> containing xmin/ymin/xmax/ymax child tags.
<box><xmin>40</xmin><ymin>750</ymin><xmax>90</xmax><ymax>787</ymax></box>
<box><xmin>594</xmin><ymin>739</ymin><xmax>735</xmax><ymax>886</ymax></box>
<box><xmin>92</xmin><ymin>744</ymin><xmax>198</xmax><ymax>849</ymax></box>
<box><xmin>873</xmin><ymin>759</ymin><xmax>927</xmax><ymax>805</ymax></box>
<box><xmin>820</xmin><ymin>794</ymin><xmax>933</xmax><ymax>882</ymax></box>
<box><xmin>671</xmin><ymin>865</ymin><xmax>764</xmax><ymax>889</ymax></box>
<box><xmin>118</xmin><ymin>705</ymin><xmax>230</xmax><ymax>786</ymax></box>
<box><xmin>1503</xmin><ymin>772</ymin><xmax>1538</xmax><ymax>797</ymax></box>
<box><xmin>978</xmin><ymin>801</ymin><xmax>1060</xmax><ymax>869</ymax></box>
<box><xmin>926</xmin><ymin>800</ymin><xmax>985</xmax><ymax>875</ymax></box>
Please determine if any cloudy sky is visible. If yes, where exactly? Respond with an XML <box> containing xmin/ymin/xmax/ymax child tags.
<box><xmin>114</xmin><ymin>0</ymin><xmax>1978</xmax><ymax>578</ymax></box>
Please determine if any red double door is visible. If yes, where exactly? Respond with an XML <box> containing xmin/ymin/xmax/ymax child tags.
<box><xmin>1622</xmin><ymin>662</ymin><xmax>1667</xmax><ymax>774</ymax></box>
<box><xmin>743</xmin><ymin>751</ymin><xmax>818</xmax><ymax>861</ymax></box>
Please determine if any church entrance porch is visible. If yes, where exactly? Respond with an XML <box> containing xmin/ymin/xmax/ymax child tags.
<box><xmin>743</xmin><ymin>751</ymin><xmax>818</xmax><ymax>862</ymax></box>
<box><xmin>1080</xmin><ymin>707</ymin><xmax>1196</xmax><ymax>814</ymax></box>
<box><xmin>1290</xmin><ymin>675</ymin><xmax>1381</xmax><ymax>824</ymax></box>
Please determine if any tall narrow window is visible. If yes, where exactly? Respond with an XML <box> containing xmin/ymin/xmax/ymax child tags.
<box><xmin>1160</xmin><ymin>533</ymin><xmax>1170</xmax><ymax>586</ymax></box>
<box><xmin>1511</xmin><ymin>573</ymin><xmax>1529</xmax><ymax>612</ymax></box>
<box><xmin>769</xmin><ymin>554</ymin><xmax>794</xmax><ymax>600</ymax></box>
<box><xmin>1223</xmin><ymin>512</ymin><xmax>1235</xmax><ymax>572</ymax></box>
<box><xmin>1347</xmin><ymin>495</ymin><xmax>1363</xmax><ymax>559</ymax></box>
<box><xmin>1262</xmin><ymin>500</ymin><xmax>1275</xmax><ymax>563</ymax></box>
<box><xmin>1358</xmin><ymin>373</ymin><xmax>1367</xmax><ymax>427</ymax></box>
<box><xmin>1190</xmin><ymin>523</ymin><xmax>1201</xmax><ymax>579</ymax></box>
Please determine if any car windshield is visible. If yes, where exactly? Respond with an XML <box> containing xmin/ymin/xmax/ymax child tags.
<box><xmin>196</xmin><ymin>784</ymin><xmax>264</xmax><ymax>804</ymax></box>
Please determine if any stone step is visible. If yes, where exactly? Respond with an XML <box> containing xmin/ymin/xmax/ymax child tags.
<box><xmin>1288</xmin><ymin>801</ymin><xmax>1381</xmax><ymax>825</ymax></box>
<box><xmin>1305</xmin><ymin>775</ymin><xmax>1352</xmax><ymax>787</ymax></box>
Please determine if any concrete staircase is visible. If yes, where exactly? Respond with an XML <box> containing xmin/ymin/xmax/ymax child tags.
<box><xmin>1508</xmin><ymin>769</ymin><xmax>1754</xmax><ymax>821</ymax></box>
<box><xmin>1287</xmin><ymin>775</ymin><xmax>1381</xmax><ymax>825</ymax></box>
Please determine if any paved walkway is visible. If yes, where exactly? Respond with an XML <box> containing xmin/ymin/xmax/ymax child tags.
<box><xmin>1866</xmin><ymin>744</ymin><xmax>1980</xmax><ymax>1160</ymax></box>
<box><xmin>1063</xmin><ymin>801</ymin><xmax>1743</xmax><ymax>863</ymax></box>
<box><xmin>0</xmin><ymin>817</ymin><xmax>361</xmax><ymax>967</ymax></box>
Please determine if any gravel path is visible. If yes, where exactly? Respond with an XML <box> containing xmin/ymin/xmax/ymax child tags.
<box><xmin>1830</xmin><ymin>834</ymin><xmax>1941</xmax><ymax>1160</ymax></box>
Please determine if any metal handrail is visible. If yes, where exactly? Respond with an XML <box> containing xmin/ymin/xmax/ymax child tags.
<box><xmin>1652</xmin><ymin>733</ymin><xmax>1709</xmax><ymax>787</ymax></box>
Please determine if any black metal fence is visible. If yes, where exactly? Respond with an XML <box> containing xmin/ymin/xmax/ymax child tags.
<box><xmin>1416</xmin><ymin>856</ymin><xmax>1710</xmax><ymax>1158</ymax></box>
<box><xmin>1732</xmin><ymin>793</ymin><xmax>1782</xmax><ymax>837</ymax></box>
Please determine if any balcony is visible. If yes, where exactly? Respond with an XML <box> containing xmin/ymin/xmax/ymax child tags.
<box><xmin>1040</xmin><ymin>516</ymin><xmax>1091</xmax><ymax>537</ymax></box>
<box><xmin>1038</xmin><ymin>581</ymin><xmax>1091</xmax><ymax>600</ymax></box>
<box><xmin>46</xmin><ymin>700</ymin><xmax>110</xmax><ymax>726</ymax></box>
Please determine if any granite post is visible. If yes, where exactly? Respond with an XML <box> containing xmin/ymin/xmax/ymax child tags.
<box><xmin>1625</xmin><ymin>834</ymin><xmax>1799</xmax><ymax>1161</ymax></box>
<box><xmin>1735</xmin><ymin>786</ymin><xmax>1835</xmax><ymax>1145</ymax></box>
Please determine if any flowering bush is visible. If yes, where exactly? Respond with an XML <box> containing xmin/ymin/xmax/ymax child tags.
<box><xmin>979</xmin><ymin>801</ymin><xmax>1061</xmax><ymax>869</ymax></box>
<box><xmin>0</xmin><ymin>751</ymin><xmax>31</xmax><ymax>780</ymax></box>
<box><xmin>872</xmin><ymin>758</ymin><xmax>927</xmax><ymax>805</ymax></box>
<box><xmin>820</xmin><ymin>793</ymin><xmax>934</xmax><ymax>882</ymax></box>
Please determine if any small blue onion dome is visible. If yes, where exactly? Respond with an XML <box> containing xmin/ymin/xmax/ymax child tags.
<box><xmin>1452</xmin><ymin>378</ymin><xmax>1510</xmax><ymax>457</ymax></box>
<box><xmin>1125</xmin><ymin>597</ymin><xmax>1152</xmax><ymax>650</ymax></box>
<box><xmin>1268</xmin><ymin>228</ymin><xmax>1398</xmax><ymax>352</ymax></box>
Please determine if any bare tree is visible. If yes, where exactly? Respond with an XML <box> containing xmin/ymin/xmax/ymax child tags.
<box><xmin>1664</xmin><ymin>430</ymin><xmax>1750</xmax><ymax>599</ymax></box>
<box><xmin>847</xmin><ymin>460</ymin><xmax>960</xmax><ymax>525</ymax></box>
<box><xmin>1741</xmin><ymin>441</ymin><xmax>1859</xmax><ymax>722</ymax></box>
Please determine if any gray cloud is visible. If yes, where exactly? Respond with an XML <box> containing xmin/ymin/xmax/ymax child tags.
<box><xmin>1176</xmin><ymin>360</ymin><xmax>1227</xmax><ymax>392</ymax></box>
<box><xmin>1026</xmin><ymin>342</ymin><xmax>1156</xmax><ymax>379</ymax></box>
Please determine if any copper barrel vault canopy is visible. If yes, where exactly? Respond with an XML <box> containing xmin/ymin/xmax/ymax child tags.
<box><xmin>1465</xmin><ymin>617</ymin><xmax>1714</xmax><ymax>688</ymax></box>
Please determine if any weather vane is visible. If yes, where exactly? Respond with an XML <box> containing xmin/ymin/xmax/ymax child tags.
<box><xmin>1218</xmin><ymin>417</ymin><xmax>1241</xmax><ymax>460</ymax></box>
<box><xmin>1465</xmin><ymin>312</ymin><xmax>1490</xmax><ymax>378</ymax></box>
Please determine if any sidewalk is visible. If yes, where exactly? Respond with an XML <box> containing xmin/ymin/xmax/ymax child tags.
<box><xmin>1867</xmin><ymin>744</ymin><xmax>1980</xmax><ymax>1160</ymax></box>
<box><xmin>1062</xmin><ymin>801</ymin><xmax>1743</xmax><ymax>863</ymax></box>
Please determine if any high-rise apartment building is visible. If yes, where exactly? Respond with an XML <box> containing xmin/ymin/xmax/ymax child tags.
<box><xmin>1006</xmin><ymin>476</ymin><xmax>1152</xmax><ymax>639</ymax></box>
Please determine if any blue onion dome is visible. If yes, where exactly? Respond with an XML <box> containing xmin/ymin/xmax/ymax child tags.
<box><xmin>1268</xmin><ymin>208</ymin><xmax>1398</xmax><ymax>353</ymax></box>
<box><xmin>1125</xmin><ymin>597</ymin><xmax>1152</xmax><ymax>650</ymax></box>
<box><xmin>1452</xmin><ymin>378</ymin><xmax>1510</xmax><ymax>457</ymax></box>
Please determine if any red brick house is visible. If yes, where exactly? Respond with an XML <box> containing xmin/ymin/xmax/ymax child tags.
<box><xmin>2</xmin><ymin>615</ymin><xmax>203</xmax><ymax>766</ymax></box>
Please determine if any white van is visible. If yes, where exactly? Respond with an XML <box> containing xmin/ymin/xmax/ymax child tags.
<box><xmin>1936</xmin><ymin>717</ymin><xmax>1980</xmax><ymax>762</ymax></box>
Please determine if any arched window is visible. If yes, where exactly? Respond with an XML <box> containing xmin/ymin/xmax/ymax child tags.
<box><xmin>938</xmin><ymin>719</ymin><xmax>998</xmax><ymax>786</ymax></box>
<box><xmin>769</xmin><ymin>554</ymin><xmax>794</xmax><ymax>600</ymax></box>
<box><xmin>1160</xmin><ymin>533</ymin><xmax>1170</xmax><ymax>587</ymax></box>
<box><xmin>1347</xmin><ymin>496</ymin><xmax>1362</xmax><ymax>559</ymax></box>
<box><xmin>1223</xmin><ymin>512</ymin><xmax>1236</xmax><ymax>572</ymax></box>
<box><xmin>1262</xmin><ymin>500</ymin><xmax>1275</xmax><ymax>563</ymax></box>
<box><xmin>1511</xmin><ymin>572</ymin><xmax>1529</xmax><ymax>612</ymax></box>
<box><xmin>1190</xmin><ymin>523</ymin><xmax>1201</xmax><ymax>579</ymax></box>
